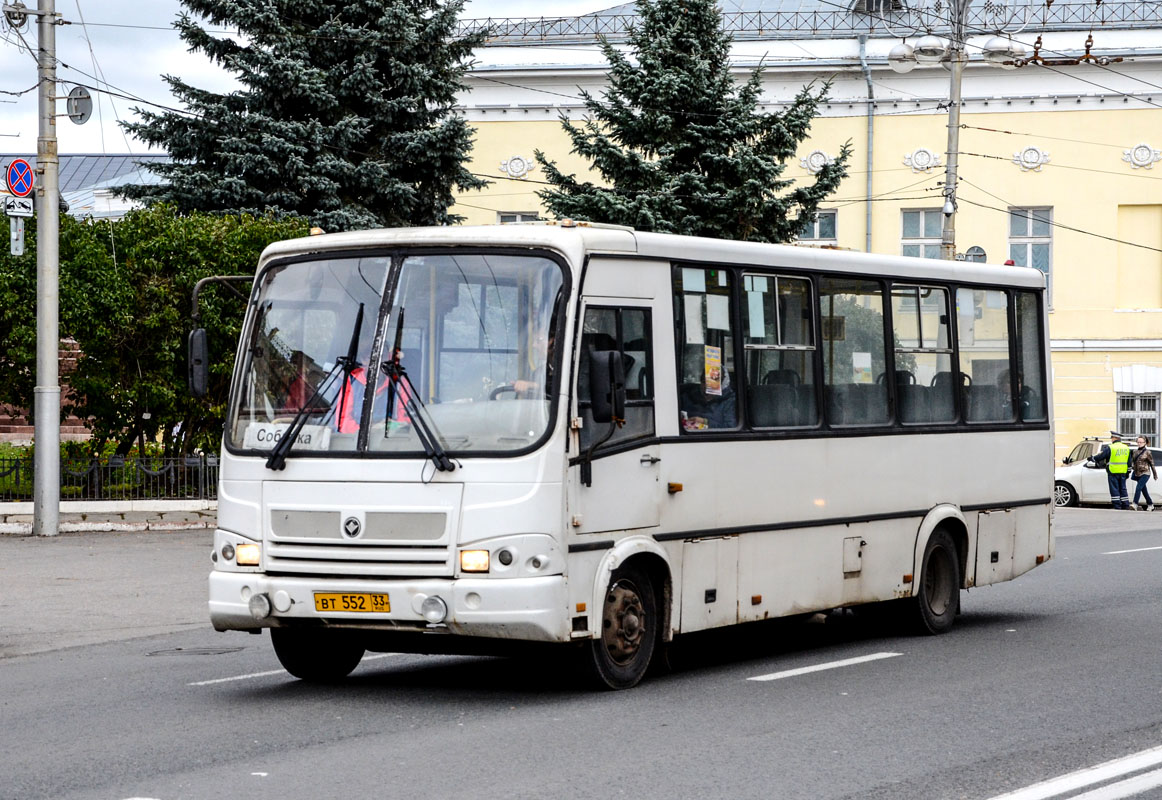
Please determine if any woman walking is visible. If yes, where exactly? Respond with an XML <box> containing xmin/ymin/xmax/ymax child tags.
<box><xmin>1132</xmin><ymin>435</ymin><xmax>1157</xmax><ymax>511</ymax></box>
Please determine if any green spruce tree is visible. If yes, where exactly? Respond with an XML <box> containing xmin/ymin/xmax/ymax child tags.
<box><xmin>122</xmin><ymin>0</ymin><xmax>486</xmax><ymax>231</ymax></box>
<box><xmin>535</xmin><ymin>0</ymin><xmax>850</xmax><ymax>242</ymax></box>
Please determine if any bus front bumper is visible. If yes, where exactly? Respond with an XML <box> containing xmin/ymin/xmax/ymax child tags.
<box><xmin>208</xmin><ymin>571</ymin><xmax>570</xmax><ymax>643</ymax></box>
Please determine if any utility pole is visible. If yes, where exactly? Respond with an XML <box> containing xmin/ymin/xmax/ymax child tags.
<box><xmin>939</xmin><ymin>39</ymin><xmax>966</xmax><ymax>262</ymax></box>
<box><xmin>33</xmin><ymin>0</ymin><xmax>59</xmax><ymax>536</ymax></box>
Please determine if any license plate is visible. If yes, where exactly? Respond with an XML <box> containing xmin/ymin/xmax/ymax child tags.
<box><xmin>314</xmin><ymin>592</ymin><xmax>390</xmax><ymax>613</ymax></box>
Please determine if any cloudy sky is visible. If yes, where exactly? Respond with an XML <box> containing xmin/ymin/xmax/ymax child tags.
<box><xmin>0</xmin><ymin>0</ymin><xmax>604</xmax><ymax>154</ymax></box>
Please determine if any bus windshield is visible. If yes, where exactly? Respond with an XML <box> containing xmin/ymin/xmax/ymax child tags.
<box><xmin>227</xmin><ymin>251</ymin><xmax>566</xmax><ymax>458</ymax></box>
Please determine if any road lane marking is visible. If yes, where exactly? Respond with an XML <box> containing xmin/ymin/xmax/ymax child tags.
<box><xmin>1103</xmin><ymin>546</ymin><xmax>1162</xmax><ymax>555</ymax></box>
<box><xmin>985</xmin><ymin>745</ymin><xmax>1162</xmax><ymax>800</ymax></box>
<box><xmin>1069</xmin><ymin>767</ymin><xmax>1162</xmax><ymax>800</ymax></box>
<box><xmin>747</xmin><ymin>651</ymin><xmax>902</xmax><ymax>682</ymax></box>
<box><xmin>188</xmin><ymin>653</ymin><xmax>398</xmax><ymax>686</ymax></box>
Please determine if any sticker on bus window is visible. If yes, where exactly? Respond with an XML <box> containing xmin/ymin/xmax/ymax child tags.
<box><xmin>243</xmin><ymin>423</ymin><xmax>332</xmax><ymax>451</ymax></box>
<box><xmin>852</xmin><ymin>352</ymin><xmax>873</xmax><ymax>384</ymax></box>
<box><xmin>682</xmin><ymin>268</ymin><xmax>706</xmax><ymax>293</ymax></box>
<box><xmin>685</xmin><ymin>295</ymin><xmax>705</xmax><ymax>344</ymax></box>
<box><xmin>707</xmin><ymin>294</ymin><xmax>730</xmax><ymax>331</ymax></box>
<box><xmin>747</xmin><ymin>291</ymin><xmax>765</xmax><ymax>338</ymax></box>
<box><xmin>704</xmin><ymin>345</ymin><xmax>722</xmax><ymax>395</ymax></box>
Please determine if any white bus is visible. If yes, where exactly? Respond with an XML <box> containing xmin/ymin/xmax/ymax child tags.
<box><xmin>199</xmin><ymin>222</ymin><xmax>1053</xmax><ymax>689</ymax></box>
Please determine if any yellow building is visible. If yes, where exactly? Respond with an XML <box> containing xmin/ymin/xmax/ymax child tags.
<box><xmin>453</xmin><ymin>1</ymin><xmax>1162</xmax><ymax>458</ymax></box>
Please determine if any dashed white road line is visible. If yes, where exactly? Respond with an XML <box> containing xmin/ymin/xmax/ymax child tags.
<box><xmin>986</xmin><ymin>745</ymin><xmax>1162</xmax><ymax>800</ymax></box>
<box><xmin>1103</xmin><ymin>546</ymin><xmax>1162</xmax><ymax>555</ymax></box>
<box><xmin>188</xmin><ymin>653</ymin><xmax>399</xmax><ymax>686</ymax></box>
<box><xmin>747</xmin><ymin>651</ymin><xmax>902</xmax><ymax>682</ymax></box>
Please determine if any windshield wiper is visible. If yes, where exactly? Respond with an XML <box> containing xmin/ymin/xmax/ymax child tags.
<box><xmin>266</xmin><ymin>303</ymin><xmax>364</xmax><ymax>471</ymax></box>
<box><xmin>382</xmin><ymin>311</ymin><xmax>455</xmax><ymax>473</ymax></box>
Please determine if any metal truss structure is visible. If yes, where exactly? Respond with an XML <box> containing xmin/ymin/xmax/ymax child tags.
<box><xmin>459</xmin><ymin>1</ymin><xmax>1162</xmax><ymax>45</ymax></box>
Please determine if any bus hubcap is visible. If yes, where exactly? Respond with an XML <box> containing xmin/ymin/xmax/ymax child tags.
<box><xmin>604</xmin><ymin>582</ymin><xmax>645</xmax><ymax>665</ymax></box>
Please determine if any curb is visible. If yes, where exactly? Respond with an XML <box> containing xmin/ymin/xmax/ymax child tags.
<box><xmin>0</xmin><ymin>519</ymin><xmax>214</xmax><ymax>535</ymax></box>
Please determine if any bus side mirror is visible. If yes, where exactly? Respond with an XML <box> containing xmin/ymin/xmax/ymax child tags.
<box><xmin>188</xmin><ymin>328</ymin><xmax>209</xmax><ymax>398</ymax></box>
<box><xmin>589</xmin><ymin>350</ymin><xmax>626</xmax><ymax>424</ymax></box>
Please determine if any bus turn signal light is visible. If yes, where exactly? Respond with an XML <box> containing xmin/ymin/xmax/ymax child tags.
<box><xmin>460</xmin><ymin>550</ymin><xmax>490</xmax><ymax>573</ymax></box>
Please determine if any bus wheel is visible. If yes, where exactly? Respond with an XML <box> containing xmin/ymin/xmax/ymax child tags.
<box><xmin>912</xmin><ymin>530</ymin><xmax>960</xmax><ymax>635</ymax></box>
<box><xmin>271</xmin><ymin>628</ymin><xmax>365</xmax><ymax>682</ymax></box>
<box><xmin>587</xmin><ymin>564</ymin><xmax>657</xmax><ymax>690</ymax></box>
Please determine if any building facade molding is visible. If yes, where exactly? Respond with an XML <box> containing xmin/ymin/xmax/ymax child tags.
<box><xmin>1051</xmin><ymin>340</ymin><xmax>1162</xmax><ymax>352</ymax></box>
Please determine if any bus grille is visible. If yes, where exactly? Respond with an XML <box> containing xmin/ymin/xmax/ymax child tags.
<box><xmin>265</xmin><ymin>510</ymin><xmax>453</xmax><ymax>578</ymax></box>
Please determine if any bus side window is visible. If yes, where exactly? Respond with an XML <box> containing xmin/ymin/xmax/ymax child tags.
<box><xmin>890</xmin><ymin>285</ymin><xmax>955</xmax><ymax>424</ymax></box>
<box><xmin>742</xmin><ymin>274</ymin><xmax>817</xmax><ymax>428</ymax></box>
<box><xmin>674</xmin><ymin>266</ymin><xmax>738</xmax><ymax>432</ymax></box>
<box><xmin>957</xmin><ymin>288</ymin><xmax>1014</xmax><ymax>422</ymax></box>
<box><xmin>1014</xmin><ymin>291</ymin><xmax>1047</xmax><ymax>422</ymax></box>
<box><xmin>577</xmin><ymin>306</ymin><xmax>655</xmax><ymax>450</ymax></box>
<box><xmin>819</xmin><ymin>278</ymin><xmax>889</xmax><ymax>427</ymax></box>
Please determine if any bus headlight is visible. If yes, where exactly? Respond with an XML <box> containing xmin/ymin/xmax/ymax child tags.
<box><xmin>236</xmin><ymin>543</ymin><xmax>261</xmax><ymax>566</ymax></box>
<box><xmin>460</xmin><ymin>549</ymin><xmax>490</xmax><ymax>573</ymax></box>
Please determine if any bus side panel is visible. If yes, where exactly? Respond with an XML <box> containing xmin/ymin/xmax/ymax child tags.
<box><xmin>734</xmin><ymin>522</ymin><xmax>918</xmax><ymax>626</ymax></box>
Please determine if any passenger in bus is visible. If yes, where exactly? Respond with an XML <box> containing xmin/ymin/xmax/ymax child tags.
<box><xmin>681</xmin><ymin>368</ymin><xmax>737</xmax><ymax>430</ymax></box>
<box><xmin>997</xmin><ymin>368</ymin><xmax>1037</xmax><ymax>420</ymax></box>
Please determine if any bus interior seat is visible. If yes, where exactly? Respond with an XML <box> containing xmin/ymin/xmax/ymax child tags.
<box><xmin>763</xmin><ymin>368</ymin><xmax>801</xmax><ymax>385</ymax></box>
<box><xmin>965</xmin><ymin>384</ymin><xmax>1003</xmax><ymax>421</ymax></box>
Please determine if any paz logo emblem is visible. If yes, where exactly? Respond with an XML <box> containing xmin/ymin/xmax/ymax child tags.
<box><xmin>342</xmin><ymin>516</ymin><xmax>362</xmax><ymax>539</ymax></box>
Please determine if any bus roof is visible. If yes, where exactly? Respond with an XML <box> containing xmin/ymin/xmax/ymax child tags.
<box><xmin>260</xmin><ymin>223</ymin><xmax>1047</xmax><ymax>290</ymax></box>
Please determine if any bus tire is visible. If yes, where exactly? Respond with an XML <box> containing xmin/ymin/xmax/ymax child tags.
<box><xmin>271</xmin><ymin>627</ymin><xmax>365</xmax><ymax>682</ymax></box>
<box><xmin>911</xmin><ymin>529</ymin><xmax>960</xmax><ymax>635</ymax></box>
<box><xmin>586</xmin><ymin>563</ymin><xmax>657</xmax><ymax>690</ymax></box>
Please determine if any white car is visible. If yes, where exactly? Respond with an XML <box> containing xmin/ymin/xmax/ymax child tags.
<box><xmin>1054</xmin><ymin>438</ymin><xmax>1162</xmax><ymax>507</ymax></box>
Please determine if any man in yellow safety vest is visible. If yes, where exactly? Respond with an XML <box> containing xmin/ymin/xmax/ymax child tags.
<box><xmin>1089</xmin><ymin>430</ymin><xmax>1132</xmax><ymax>509</ymax></box>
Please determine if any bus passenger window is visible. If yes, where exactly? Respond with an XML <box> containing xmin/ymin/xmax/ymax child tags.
<box><xmin>819</xmin><ymin>278</ymin><xmax>888</xmax><ymax>426</ymax></box>
<box><xmin>956</xmin><ymin>288</ymin><xmax>1014</xmax><ymax>422</ymax></box>
<box><xmin>1014</xmin><ymin>291</ymin><xmax>1047</xmax><ymax>422</ymax></box>
<box><xmin>742</xmin><ymin>274</ymin><xmax>817</xmax><ymax>428</ymax></box>
<box><xmin>674</xmin><ymin>267</ymin><xmax>737</xmax><ymax>432</ymax></box>
<box><xmin>890</xmin><ymin>285</ymin><xmax>955</xmax><ymax>424</ymax></box>
<box><xmin>577</xmin><ymin>307</ymin><xmax>655</xmax><ymax>450</ymax></box>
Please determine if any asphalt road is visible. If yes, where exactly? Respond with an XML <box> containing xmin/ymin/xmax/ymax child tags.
<box><xmin>1</xmin><ymin>508</ymin><xmax>1160</xmax><ymax>800</ymax></box>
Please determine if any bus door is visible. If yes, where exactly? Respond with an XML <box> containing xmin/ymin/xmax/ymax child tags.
<box><xmin>570</xmin><ymin>298</ymin><xmax>664</xmax><ymax>533</ymax></box>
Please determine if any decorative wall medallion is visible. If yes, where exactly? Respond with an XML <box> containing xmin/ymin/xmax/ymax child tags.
<box><xmin>904</xmin><ymin>147</ymin><xmax>942</xmax><ymax>173</ymax></box>
<box><xmin>800</xmin><ymin>149</ymin><xmax>835</xmax><ymax>174</ymax></box>
<box><xmin>1123</xmin><ymin>143</ymin><xmax>1162</xmax><ymax>170</ymax></box>
<box><xmin>1012</xmin><ymin>145</ymin><xmax>1050</xmax><ymax>172</ymax></box>
<box><xmin>500</xmin><ymin>155</ymin><xmax>534</xmax><ymax>179</ymax></box>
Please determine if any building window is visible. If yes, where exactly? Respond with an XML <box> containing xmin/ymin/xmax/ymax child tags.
<box><xmin>498</xmin><ymin>212</ymin><xmax>541</xmax><ymax>224</ymax></box>
<box><xmin>1009</xmin><ymin>207</ymin><xmax>1052</xmax><ymax>306</ymax></box>
<box><xmin>901</xmin><ymin>209</ymin><xmax>942</xmax><ymax>259</ymax></box>
<box><xmin>799</xmin><ymin>210</ymin><xmax>837</xmax><ymax>243</ymax></box>
<box><xmin>1118</xmin><ymin>394</ymin><xmax>1159</xmax><ymax>446</ymax></box>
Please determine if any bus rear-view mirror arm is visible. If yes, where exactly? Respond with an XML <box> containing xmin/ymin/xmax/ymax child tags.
<box><xmin>581</xmin><ymin>350</ymin><xmax>626</xmax><ymax>487</ymax></box>
<box><xmin>187</xmin><ymin>275</ymin><xmax>254</xmax><ymax>397</ymax></box>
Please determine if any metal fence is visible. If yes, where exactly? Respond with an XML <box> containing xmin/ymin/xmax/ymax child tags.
<box><xmin>0</xmin><ymin>456</ymin><xmax>219</xmax><ymax>502</ymax></box>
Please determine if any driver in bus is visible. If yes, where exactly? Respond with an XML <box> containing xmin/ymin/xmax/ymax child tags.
<box><xmin>335</xmin><ymin>348</ymin><xmax>411</xmax><ymax>432</ymax></box>
<box><xmin>513</xmin><ymin>325</ymin><xmax>555</xmax><ymax>398</ymax></box>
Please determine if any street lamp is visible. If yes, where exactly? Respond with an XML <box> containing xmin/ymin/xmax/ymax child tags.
<box><xmin>885</xmin><ymin>0</ymin><xmax>1026</xmax><ymax>260</ymax></box>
